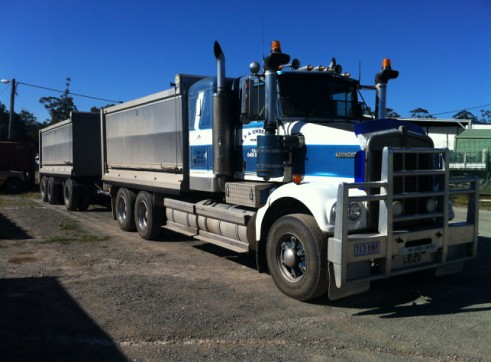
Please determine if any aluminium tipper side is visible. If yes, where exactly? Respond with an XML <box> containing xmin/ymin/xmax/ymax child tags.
<box><xmin>39</xmin><ymin>112</ymin><xmax>101</xmax><ymax>178</ymax></box>
<box><xmin>101</xmin><ymin>74</ymin><xmax>205</xmax><ymax>192</ymax></box>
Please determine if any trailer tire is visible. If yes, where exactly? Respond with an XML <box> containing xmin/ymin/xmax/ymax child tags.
<box><xmin>135</xmin><ymin>191</ymin><xmax>163</xmax><ymax>240</ymax></box>
<box><xmin>266</xmin><ymin>214</ymin><xmax>328</xmax><ymax>301</ymax></box>
<box><xmin>116</xmin><ymin>188</ymin><xmax>136</xmax><ymax>231</ymax></box>
<box><xmin>40</xmin><ymin>176</ymin><xmax>49</xmax><ymax>202</ymax></box>
<box><xmin>47</xmin><ymin>177</ymin><xmax>61</xmax><ymax>205</ymax></box>
<box><xmin>4</xmin><ymin>178</ymin><xmax>24</xmax><ymax>194</ymax></box>
<box><xmin>78</xmin><ymin>194</ymin><xmax>90</xmax><ymax>211</ymax></box>
<box><xmin>63</xmin><ymin>179</ymin><xmax>79</xmax><ymax>211</ymax></box>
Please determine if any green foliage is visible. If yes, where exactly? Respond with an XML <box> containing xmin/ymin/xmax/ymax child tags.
<box><xmin>479</xmin><ymin>110</ymin><xmax>491</xmax><ymax>123</ymax></box>
<box><xmin>386</xmin><ymin>107</ymin><xmax>400</xmax><ymax>118</ymax></box>
<box><xmin>452</xmin><ymin>110</ymin><xmax>477</xmax><ymax>121</ymax></box>
<box><xmin>39</xmin><ymin>78</ymin><xmax>78</xmax><ymax>124</ymax></box>
<box><xmin>58</xmin><ymin>218</ymin><xmax>80</xmax><ymax>230</ymax></box>
<box><xmin>0</xmin><ymin>101</ymin><xmax>46</xmax><ymax>147</ymax></box>
<box><xmin>410</xmin><ymin>107</ymin><xmax>434</xmax><ymax>118</ymax></box>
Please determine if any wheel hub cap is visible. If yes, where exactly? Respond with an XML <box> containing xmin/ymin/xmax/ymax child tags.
<box><xmin>283</xmin><ymin>248</ymin><xmax>297</xmax><ymax>268</ymax></box>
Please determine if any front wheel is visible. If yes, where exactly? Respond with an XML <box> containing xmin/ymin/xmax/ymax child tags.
<box><xmin>116</xmin><ymin>188</ymin><xmax>136</xmax><ymax>231</ymax></box>
<box><xmin>266</xmin><ymin>214</ymin><xmax>328</xmax><ymax>301</ymax></box>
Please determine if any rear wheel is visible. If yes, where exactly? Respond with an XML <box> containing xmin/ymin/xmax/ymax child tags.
<box><xmin>116</xmin><ymin>188</ymin><xmax>136</xmax><ymax>231</ymax></box>
<box><xmin>266</xmin><ymin>214</ymin><xmax>328</xmax><ymax>301</ymax></box>
<box><xmin>47</xmin><ymin>177</ymin><xmax>61</xmax><ymax>205</ymax></box>
<box><xmin>77</xmin><ymin>193</ymin><xmax>90</xmax><ymax>211</ymax></box>
<box><xmin>40</xmin><ymin>176</ymin><xmax>49</xmax><ymax>202</ymax></box>
<box><xmin>135</xmin><ymin>191</ymin><xmax>163</xmax><ymax>240</ymax></box>
<box><xmin>4</xmin><ymin>178</ymin><xmax>24</xmax><ymax>194</ymax></box>
<box><xmin>63</xmin><ymin>179</ymin><xmax>79</xmax><ymax>211</ymax></box>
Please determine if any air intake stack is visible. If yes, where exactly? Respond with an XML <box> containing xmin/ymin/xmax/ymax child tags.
<box><xmin>256</xmin><ymin>41</ymin><xmax>291</xmax><ymax>180</ymax></box>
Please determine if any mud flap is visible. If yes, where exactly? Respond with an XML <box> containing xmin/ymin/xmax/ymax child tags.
<box><xmin>435</xmin><ymin>262</ymin><xmax>464</xmax><ymax>277</ymax></box>
<box><xmin>327</xmin><ymin>263</ymin><xmax>370</xmax><ymax>301</ymax></box>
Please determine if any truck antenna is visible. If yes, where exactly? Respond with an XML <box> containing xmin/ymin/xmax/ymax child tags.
<box><xmin>358</xmin><ymin>60</ymin><xmax>362</xmax><ymax>82</ymax></box>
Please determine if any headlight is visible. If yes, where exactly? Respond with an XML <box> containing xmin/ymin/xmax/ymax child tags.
<box><xmin>393</xmin><ymin>200</ymin><xmax>403</xmax><ymax>217</ymax></box>
<box><xmin>330</xmin><ymin>203</ymin><xmax>337</xmax><ymax>223</ymax></box>
<box><xmin>348</xmin><ymin>202</ymin><xmax>362</xmax><ymax>221</ymax></box>
<box><xmin>426</xmin><ymin>197</ymin><xmax>437</xmax><ymax>213</ymax></box>
<box><xmin>330</xmin><ymin>202</ymin><xmax>363</xmax><ymax>222</ymax></box>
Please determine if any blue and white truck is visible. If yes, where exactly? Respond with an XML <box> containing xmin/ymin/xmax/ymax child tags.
<box><xmin>100</xmin><ymin>41</ymin><xmax>479</xmax><ymax>301</ymax></box>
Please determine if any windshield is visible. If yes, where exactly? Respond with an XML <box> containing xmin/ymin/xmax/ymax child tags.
<box><xmin>278</xmin><ymin>72</ymin><xmax>358</xmax><ymax>120</ymax></box>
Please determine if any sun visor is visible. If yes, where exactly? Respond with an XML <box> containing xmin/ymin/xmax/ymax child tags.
<box><xmin>354</xmin><ymin>119</ymin><xmax>426</xmax><ymax>149</ymax></box>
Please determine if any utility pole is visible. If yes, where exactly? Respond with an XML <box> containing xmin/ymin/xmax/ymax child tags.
<box><xmin>8</xmin><ymin>78</ymin><xmax>16</xmax><ymax>140</ymax></box>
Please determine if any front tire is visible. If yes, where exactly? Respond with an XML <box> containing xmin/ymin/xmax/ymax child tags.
<box><xmin>116</xmin><ymin>188</ymin><xmax>136</xmax><ymax>231</ymax></box>
<box><xmin>135</xmin><ymin>191</ymin><xmax>163</xmax><ymax>240</ymax></box>
<box><xmin>266</xmin><ymin>214</ymin><xmax>328</xmax><ymax>301</ymax></box>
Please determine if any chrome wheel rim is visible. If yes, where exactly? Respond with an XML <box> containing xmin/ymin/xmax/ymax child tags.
<box><xmin>276</xmin><ymin>234</ymin><xmax>306</xmax><ymax>283</ymax></box>
<box><xmin>136</xmin><ymin>200</ymin><xmax>149</xmax><ymax>230</ymax></box>
<box><xmin>117</xmin><ymin>197</ymin><xmax>127</xmax><ymax>224</ymax></box>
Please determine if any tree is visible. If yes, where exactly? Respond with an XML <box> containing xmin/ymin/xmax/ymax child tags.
<box><xmin>0</xmin><ymin>102</ymin><xmax>8</xmax><ymax>139</ymax></box>
<box><xmin>90</xmin><ymin>104</ymin><xmax>115</xmax><ymax>113</ymax></box>
<box><xmin>363</xmin><ymin>105</ymin><xmax>374</xmax><ymax>118</ymax></box>
<box><xmin>39</xmin><ymin>77</ymin><xmax>78</xmax><ymax>124</ymax></box>
<box><xmin>386</xmin><ymin>108</ymin><xmax>400</xmax><ymax>118</ymax></box>
<box><xmin>479</xmin><ymin>110</ymin><xmax>491</xmax><ymax>123</ymax></box>
<box><xmin>452</xmin><ymin>110</ymin><xmax>477</xmax><ymax>121</ymax></box>
<box><xmin>410</xmin><ymin>107</ymin><xmax>434</xmax><ymax>118</ymax></box>
<box><xmin>0</xmin><ymin>101</ymin><xmax>45</xmax><ymax>147</ymax></box>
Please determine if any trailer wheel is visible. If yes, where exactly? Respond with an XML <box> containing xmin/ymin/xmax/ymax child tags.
<box><xmin>47</xmin><ymin>177</ymin><xmax>61</xmax><ymax>205</ymax></box>
<box><xmin>78</xmin><ymin>193</ymin><xmax>90</xmax><ymax>211</ymax></box>
<box><xmin>40</xmin><ymin>176</ymin><xmax>49</xmax><ymax>202</ymax></box>
<box><xmin>134</xmin><ymin>191</ymin><xmax>163</xmax><ymax>240</ymax></box>
<box><xmin>4</xmin><ymin>178</ymin><xmax>24</xmax><ymax>194</ymax></box>
<box><xmin>116</xmin><ymin>188</ymin><xmax>136</xmax><ymax>231</ymax></box>
<box><xmin>266</xmin><ymin>214</ymin><xmax>328</xmax><ymax>301</ymax></box>
<box><xmin>63</xmin><ymin>179</ymin><xmax>79</xmax><ymax>211</ymax></box>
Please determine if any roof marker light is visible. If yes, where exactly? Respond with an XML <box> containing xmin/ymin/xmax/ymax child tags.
<box><xmin>272</xmin><ymin>40</ymin><xmax>282</xmax><ymax>53</ymax></box>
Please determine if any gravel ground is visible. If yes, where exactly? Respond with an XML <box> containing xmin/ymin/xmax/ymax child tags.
<box><xmin>0</xmin><ymin>193</ymin><xmax>490</xmax><ymax>361</ymax></box>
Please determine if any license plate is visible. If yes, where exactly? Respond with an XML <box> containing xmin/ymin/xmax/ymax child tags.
<box><xmin>399</xmin><ymin>243</ymin><xmax>438</xmax><ymax>256</ymax></box>
<box><xmin>402</xmin><ymin>252</ymin><xmax>422</xmax><ymax>265</ymax></box>
<box><xmin>354</xmin><ymin>241</ymin><xmax>380</xmax><ymax>257</ymax></box>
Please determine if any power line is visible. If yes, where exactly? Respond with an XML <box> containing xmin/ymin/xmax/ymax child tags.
<box><xmin>431</xmin><ymin>103</ymin><xmax>491</xmax><ymax>116</ymax></box>
<box><xmin>18</xmin><ymin>81</ymin><xmax>123</xmax><ymax>104</ymax></box>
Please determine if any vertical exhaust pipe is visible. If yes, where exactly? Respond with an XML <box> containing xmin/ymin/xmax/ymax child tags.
<box><xmin>213</xmin><ymin>42</ymin><xmax>233</xmax><ymax>190</ymax></box>
<box><xmin>374</xmin><ymin>59</ymin><xmax>399</xmax><ymax>119</ymax></box>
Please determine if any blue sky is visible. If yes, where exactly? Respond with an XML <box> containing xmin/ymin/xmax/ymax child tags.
<box><xmin>1</xmin><ymin>0</ymin><xmax>490</xmax><ymax>121</ymax></box>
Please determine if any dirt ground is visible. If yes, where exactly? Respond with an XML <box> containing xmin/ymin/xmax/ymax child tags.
<box><xmin>0</xmin><ymin>193</ymin><xmax>490</xmax><ymax>361</ymax></box>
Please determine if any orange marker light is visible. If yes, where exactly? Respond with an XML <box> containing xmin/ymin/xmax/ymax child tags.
<box><xmin>272</xmin><ymin>40</ymin><xmax>281</xmax><ymax>53</ymax></box>
<box><xmin>292</xmin><ymin>174</ymin><xmax>303</xmax><ymax>185</ymax></box>
<box><xmin>382</xmin><ymin>58</ymin><xmax>391</xmax><ymax>68</ymax></box>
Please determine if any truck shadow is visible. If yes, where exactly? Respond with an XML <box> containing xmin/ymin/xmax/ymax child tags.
<box><xmin>193</xmin><ymin>243</ymin><xmax>257</xmax><ymax>269</ymax></box>
<box><xmin>0</xmin><ymin>277</ymin><xmax>128</xmax><ymax>361</ymax></box>
<box><xmin>326</xmin><ymin>236</ymin><xmax>491</xmax><ymax>318</ymax></box>
<box><xmin>0</xmin><ymin>212</ymin><xmax>33</xmax><ymax>240</ymax></box>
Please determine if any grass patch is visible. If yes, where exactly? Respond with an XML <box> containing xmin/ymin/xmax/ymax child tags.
<box><xmin>79</xmin><ymin>234</ymin><xmax>111</xmax><ymax>243</ymax></box>
<box><xmin>58</xmin><ymin>219</ymin><xmax>79</xmax><ymax>231</ymax></box>
<box><xmin>42</xmin><ymin>234</ymin><xmax>111</xmax><ymax>244</ymax></box>
<box><xmin>43</xmin><ymin>236</ymin><xmax>75</xmax><ymax>244</ymax></box>
<box><xmin>0</xmin><ymin>194</ymin><xmax>39</xmax><ymax>208</ymax></box>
